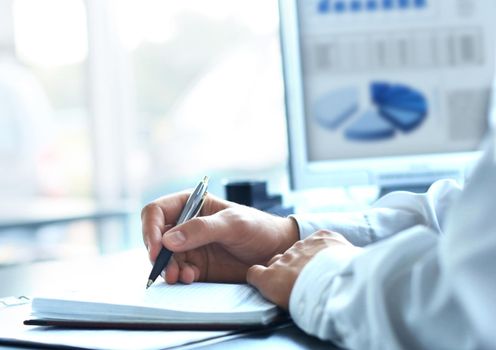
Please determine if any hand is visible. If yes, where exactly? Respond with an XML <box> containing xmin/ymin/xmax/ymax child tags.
<box><xmin>247</xmin><ymin>230</ymin><xmax>360</xmax><ymax>310</ymax></box>
<box><xmin>141</xmin><ymin>192</ymin><xmax>299</xmax><ymax>284</ymax></box>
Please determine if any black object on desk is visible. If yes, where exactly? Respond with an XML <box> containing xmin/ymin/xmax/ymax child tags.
<box><xmin>225</xmin><ymin>181</ymin><xmax>293</xmax><ymax>216</ymax></box>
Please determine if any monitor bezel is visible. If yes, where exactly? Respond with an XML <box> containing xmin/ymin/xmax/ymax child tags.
<box><xmin>278</xmin><ymin>0</ymin><xmax>486</xmax><ymax>191</ymax></box>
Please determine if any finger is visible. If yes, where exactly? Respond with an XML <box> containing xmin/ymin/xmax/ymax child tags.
<box><xmin>141</xmin><ymin>203</ymin><xmax>167</xmax><ymax>261</ymax></box>
<box><xmin>267</xmin><ymin>254</ymin><xmax>282</xmax><ymax>266</ymax></box>
<box><xmin>164</xmin><ymin>256</ymin><xmax>180</xmax><ymax>284</ymax></box>
<box><xmin>162</xmin><ymin>213</ymin><xmax>227</xmax><ymax>252</ymax></box>
<box><xmin>178</xmin><ymin>261</ymin><xmax>200</xmax><ymax>284</ymax></box>
<box><xmin>246</xmin><ymin>264</ymin><xmax>267</xmax><ymax>290</ymax></box>
<box><xmin>145</xmin><ymin>225</ymin><xmax>173</xmax><ymax>265</ymax></box>
<box><xmin>142</xmin><ymin>192</ymin><xmax>191</xmax><ymax>225</ymax></box>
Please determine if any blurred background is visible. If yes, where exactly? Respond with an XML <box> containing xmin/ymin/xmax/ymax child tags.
<box><xmin>0</xmin><ymin>0</ymin><xmax>288</xmax><ymax>265</ymax></box>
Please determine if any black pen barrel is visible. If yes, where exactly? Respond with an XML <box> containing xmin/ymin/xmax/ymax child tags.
<box><xmin>148</xmin><ymin>248</ymin><xmax>174</xmax><ymax>282</ymax></box>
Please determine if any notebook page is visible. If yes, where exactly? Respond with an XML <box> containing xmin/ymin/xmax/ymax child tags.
<box><xmin>32</xmin><ymin>283</ymin><xmax>277</xmax><ymax>321</ymax></box>
<box><xmin>143</xmin><ymin>283</ymin><xmax>274</xmax><ymax>312</ymax></box>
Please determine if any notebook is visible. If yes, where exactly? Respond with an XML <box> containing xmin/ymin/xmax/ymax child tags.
<box><xmin>2</xmin><ymin>296</ymin><xmax>291</xmax><ymax>350</ymax></box>
<box><xmin>25</xmin><ymin>282</ymin><xmax>284</xmax><ymax>330</ymax></box>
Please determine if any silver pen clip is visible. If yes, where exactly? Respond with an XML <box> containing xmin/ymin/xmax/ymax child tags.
<box><xmin>177</xmin><ymin>176</ymin><xmax>209</xmax><ymax>225</ymax></box>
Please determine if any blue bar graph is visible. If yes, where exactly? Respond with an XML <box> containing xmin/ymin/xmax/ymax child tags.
<box><xmin>366</xmin><ymin>1</ymin><xmax>378</xmax><ymax>11</ymax></box>
<box><xmin>414</xmin><ymin>0</ymin><xmax>427</xmax><ymax>8</ymax></box>
<box><xmin>350</xmin><ymin>1</ymin><xmax>362</xmax><ymax>11</ymax></box>
<box><xmin>334</xmin><ymin>1</ymin><xmax>346</xmax><ymax>12</ymax></box>
<box><xmin>318</xmin><ymin>0</ymin><xmax>330</xmax><ymax>13</ymax></box>
<box><xmin>316</xmin><ymin>0</ymin><xmax>428</xmax><ymax>14</ymax></box>
<box><xmin>382</xmin><ymin>0</ymin><xmax>394</xmax><ymax>10</ymax></box>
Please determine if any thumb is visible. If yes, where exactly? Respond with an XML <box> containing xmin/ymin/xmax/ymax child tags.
<box><xmin>246</xmin><ymin>264</ymin><xmax>266</xmax><ymax>290</ymax></box>
<box><xmin>162</xmin><ymin>214</ymin><xmax>226</xmax><ymax>252</ymax></box>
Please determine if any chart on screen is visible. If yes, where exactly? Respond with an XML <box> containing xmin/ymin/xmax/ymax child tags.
<box><xmin>314</xmin><ymin>82</ymin><xmax>428</xmax><ymax>141</ymax></box>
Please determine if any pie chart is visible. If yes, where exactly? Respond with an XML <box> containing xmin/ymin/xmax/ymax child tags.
<box><xmin>314</xmin><ymin>82</ymin><xmax>428</xmax><ymax>141</ymax></box>
<box><xmin>314</xmin><ymin>87</ymin><xmax>359</xmax><ymax>129</ymax></box>
<box><xmin>345</xmin><ymin>110</ymin><xmax>395</xmax><ymax>140</ymax></box>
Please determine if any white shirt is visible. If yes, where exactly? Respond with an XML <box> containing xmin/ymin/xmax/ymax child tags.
<box><xmin>290</xmin><ymin>137</ymin><xmax>496</xmax><ymax>350</ymax></box>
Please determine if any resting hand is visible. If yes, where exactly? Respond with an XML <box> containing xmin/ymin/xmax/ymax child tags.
<box><xmin>247</xmin><ymin>230</ymin><xmax>361</xmax><ymax>310</ymax></box>
<box><xmin>141</xmin><ymin>192</ymin><xmax>299</xmax><ymax>284</ymax></box>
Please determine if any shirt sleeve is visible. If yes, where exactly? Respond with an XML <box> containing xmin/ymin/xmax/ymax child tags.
<box><xmin>289</xmin><ymin>138</ymin><xmax>496</xmax><ymax>349</ymax></box>
<box><xmin>291</xmin><ymin>179</ymin><xmax>462</xmax><ymax>246</ymax></box>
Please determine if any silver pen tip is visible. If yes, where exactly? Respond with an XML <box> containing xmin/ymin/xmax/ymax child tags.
<box><xmin>146</xmin><ymin>279</ymin><xmax>153</xmax><ymax>289</ymax></box>
<box><xmin>202</xmin><ymin>176</ymin><xmax>209</xmax><ymax>185</ymax></box>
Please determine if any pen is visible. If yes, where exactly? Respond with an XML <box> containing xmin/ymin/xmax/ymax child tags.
<box><xmin>146</xmin><ymin>176</ymin><xmax>209</xmax><ymax>289</ymax></box>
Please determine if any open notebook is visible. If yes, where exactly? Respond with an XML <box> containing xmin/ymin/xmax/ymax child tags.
<box><xmin>25</xmin><ymin>283</ymin><xmax>283</xmax><ymax>330</ymax></box>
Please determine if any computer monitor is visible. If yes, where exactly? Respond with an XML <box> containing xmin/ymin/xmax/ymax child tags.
<box><xmin>279</xmin><ymin>0</ymin><xmax>496</xmax><ymax>193</ymax></box>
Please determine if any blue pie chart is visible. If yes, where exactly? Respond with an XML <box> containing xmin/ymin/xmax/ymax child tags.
<box><xmin>313</xmin><ymin>82</ymin><xmax>428</xmax><ymax>141</ymax></box>
<box><xmin>371</xmin><ymin>82</ymin><xmax>428</xmax><ymax>132</ymax></box>
<box><xmin>345</xmin><ymin>110</ymin><xmax>395</xmax><ymax>141</ymax></box>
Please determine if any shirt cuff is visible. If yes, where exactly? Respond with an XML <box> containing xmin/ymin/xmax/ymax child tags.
<box><xmin>290</xmin><ymin>212</ymin><xmax>373</xmax><ymax>246</ymax></box>
<box><xmin>289</xmin><ymin>246</ymin><xmax>361</xmax><ymax>342</ymax></box>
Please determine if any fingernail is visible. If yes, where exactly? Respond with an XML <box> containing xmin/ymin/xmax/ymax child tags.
<box><xmin>164</xmin><ymin>231</ymin><xmax>186</xmax><ymax>246</ymax></box>
<box><xmin>160</xmin><ymin>271</ymin><xmax>165</xmax><ymax>279</ymax></box>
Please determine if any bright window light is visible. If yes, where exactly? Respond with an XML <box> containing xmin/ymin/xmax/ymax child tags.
<box><xmin>109</xmin><ymin>0</ymin><xmax>278</xmax><ymax>50</ymax></box>
<box><xmin>12</xmin><ymin>0</ymin><xmax>88</xmax><ymax>67</ymax></box>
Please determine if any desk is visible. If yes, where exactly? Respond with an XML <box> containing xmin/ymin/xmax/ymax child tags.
<box><xmin>0</xmin><ymin>250</ymin><xmax>337</xmax><ymax>350</ymax></box>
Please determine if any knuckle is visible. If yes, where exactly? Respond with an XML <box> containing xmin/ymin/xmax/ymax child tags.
<box><xmin>293</xmin><ymin>240</ymin><xmax>304</xmax><ymax>249</ymax></box>
<box><xmin>223</xmin><ymin>207</ymin><xmax>247</xmax><ymax>225</ymax></box>
<box><xmin>246</xmin><ymin>266</ymin><xmax>258</xmax><ymax>282</ymax></box>
<box><xmin>219</xmin><ymin>207</ymin><xmax>253</xmax><ymax>236</ymax></box>
<box><xmin>191</xmin><ymin>216</ymin><xmax>211</xmax><ymax>232</ymax></box>
<box><xmin>313</xmin><ymin>236</ymin><xmax>332</xmax><ymax>247</ymax></box>
<box><xmin>268</xmin><ymin>254</ymin><xmax>281</xmax><ymax>265</ymax></box>
<box><xmin>247</xmin><ymin>265</ymin><xmax>257</xmax><ymax>274</ymax></box>
<box><xmin>141</xmin><ymin>202</ymin><xmax>160</xmax><ymax>219</ymax></box>
<box><xmin>278</xmin><ymin>253</ymin><xmax>292</xmax><ymax>264</ymax></box>
<box><xmin>315</xmin><ymin>229</ymin><xmax>332</xmax><ymax>237</ymax></box>
<box><xmin>314</xmin><ymin>236</ymin><xmax>327</xmax><ymax>243</ymax></box>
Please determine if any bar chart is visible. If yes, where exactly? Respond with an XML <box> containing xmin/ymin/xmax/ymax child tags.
<box><xmin>316</xmin><ymin>0</ymin><xmax>428</xmax><ymax>14</ymax></box>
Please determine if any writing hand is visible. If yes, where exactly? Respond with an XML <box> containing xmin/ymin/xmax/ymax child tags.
<box><xmin>247</xmin><ymin>230</ymin><xmax>360</xmax><ymax>310</ymax></box>
<box><xmin>141</xmin><ymin>192</ymin><xmax>299</xmax><ymax>284</ymax></box>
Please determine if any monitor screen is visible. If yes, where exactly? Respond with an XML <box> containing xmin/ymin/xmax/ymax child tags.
<box><xmin>279</xmin><ymin>0</ymin><xmax>496</xmax><ymax>191</ymax></box>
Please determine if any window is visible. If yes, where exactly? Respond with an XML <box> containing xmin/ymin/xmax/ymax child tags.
<box><xmin>11</xmin><ymin>0</ymin><xmax>92</xmax><ymax>197</ymax></box>
<box><xmin>109</xmin><ymin>0</ymin><xmax>288</xmax><ymax>199</ymax></box>
<box><xmin>0</xmin><ymin>0</ymin><xmax>288</xmax><ymax>264</ymax></box>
